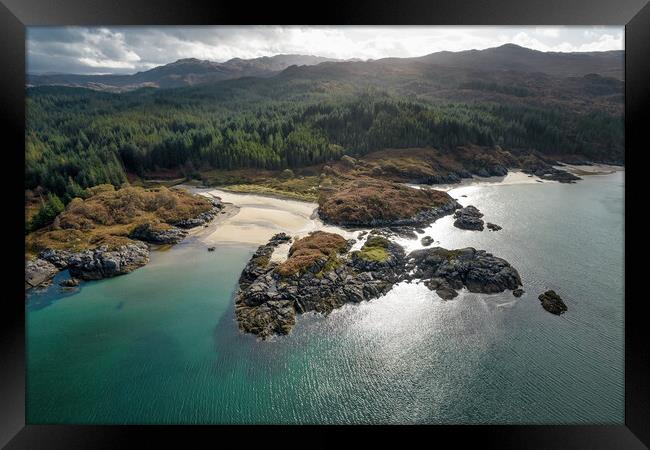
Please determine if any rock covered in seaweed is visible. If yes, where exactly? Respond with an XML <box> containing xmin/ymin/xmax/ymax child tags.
<box><xmin>486</xmin><ymin>222</ymin><xmax>502</xmax><ymax>231</ymax></box>
<box><xmin>453</xmin><ymin>205</ymin><xmax>485</xmax><ymax>231</ymax></box>
<box><xmin>405</xmin><ymin>247</ymin><xmax>522</xmax><ymax>300</ymax></box>
<box><xmin>235</xmin><ymin>232</ymin><xmax>406</xmax><ymax>339</ymax></box>
<box><xmin>538</xmin><ymin>290</ymin><xmax>568</xmax><ymax>315</ymax></box>
<box><xmin>235</xmin><ymin>231</ymin><xmax>523</xmax><ymax>338</ymax></box>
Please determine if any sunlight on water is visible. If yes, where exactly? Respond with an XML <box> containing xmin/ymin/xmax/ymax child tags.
<box><xmin>26</xmin><ymin>172</ymin><xmax>624</xmax><ymax>424</ymax></box>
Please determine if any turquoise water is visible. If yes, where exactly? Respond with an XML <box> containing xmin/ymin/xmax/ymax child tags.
<box><xmin>26</xmin><ymin>172</ymin><xmax>624</xmax><ymax>424</ymax></box>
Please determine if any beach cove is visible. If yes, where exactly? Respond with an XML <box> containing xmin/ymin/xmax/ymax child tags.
<box><xmin>26</xmin><ymin>170</ymin><xmax>624</xmax><ymax>424</ymax></box>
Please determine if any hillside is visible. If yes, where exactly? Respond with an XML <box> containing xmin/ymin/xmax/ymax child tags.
<box><xmin>27</xmin><ymin>54</ymin><xmax>337</xmax><ymax>92</ymax></box>
<box><xmin>25</xmin><ymin>44</ymin><xmax>624</xmax><ymax>229</ymax></box>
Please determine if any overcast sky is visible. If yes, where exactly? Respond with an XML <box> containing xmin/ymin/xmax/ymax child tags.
<box><xmin>27</xmin><ymin>26</ymin><xmax>624</xmax><ymax>75</ymax></box>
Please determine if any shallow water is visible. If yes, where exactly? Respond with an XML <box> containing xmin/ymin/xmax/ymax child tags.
<box><xmin>26</xmin><ymin>172</ymin><xmax>624</xmax><ymax>424</ymax></box>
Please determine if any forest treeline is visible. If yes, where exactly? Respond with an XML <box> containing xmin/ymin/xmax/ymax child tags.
<box><xmin>26</xmin><ymin>85</ymin><xmax>623</xmax><ymax>209</ymax></box>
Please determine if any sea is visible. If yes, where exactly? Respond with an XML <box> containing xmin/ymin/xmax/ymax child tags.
<box><xmin>25</xmin><ymin>171</ymin><xmax>624</xmax><ymax>424</ymax></box>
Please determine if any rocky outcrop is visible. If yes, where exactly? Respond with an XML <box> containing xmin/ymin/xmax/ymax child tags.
<box><xmin>28</xmin><ymin>199</ymin><xmax>221</xmax><ymax>290</ymax></box>
<box><xmin>25</xmin><ymin>259</ymin><xmax>59</xmax><ymax>290</ymax></box>
<box><xmin>513</xmin><ymin>288</ymin><xmax>524</xmax><ymax>297</ymax></box>
<box><xmin>421</xmin><ymin>236</ymin><xmax>434</xmax><ymax>246</ymax></box>
<box><xmin>235</xmin><ymin>233</ymin><xmax>406</xmax><ymax>339</ymax></box>
<box><xmin>475</xmin><ymin>164</ymin><xmax>508</xmax><ymax>178</ymax></box>
<box><xmin>406</xmin><ymin>247</ymin><xmax>522</xmax><ymax>300</ymax></box>
<box><xmin>453</xmin><ymin>205</ymin><xmax>485</xmax><ymax>231</ymax></box>
<box><xmin>38</xmin><ymin>249</ymin><xmax>74</xmax><ymax>268</ymax></box>
<box><xmin>539</xmin><ymin>170</ymin><xmax>582</xmax><ymax>183</ymax></box>
<box><xmin>59</xmin><ymin>277</ymin><xmax>80</xmax><ymax>287</ymax></box>
<box><xmin>67</xmin><ymin>242</ymin><xmax>150</xmax><ymax>281</ymax></box>
<box><xmin>486</xmin><ymin>222</ymin><xmax>502</xmax><ymax>231</ymax></box>
<box><xmin>519</xmin><ymin>156</ymin><xmax>582</xmax><ymax>184</ymax></box>
<box><xmin>538</xmin><ymin>290</ymin><xmax>568</xmax><ymax>314</ymax></box>
<box><xmin>172</xmin><ymin>199</ymin><xmax>223</xmax><ymax>228</ymax></box>
<box><xmin>130</xmin><ymin>223</ymin><xmax>187</xmax><ymax>244</ymax></box>
<box><xmin>235</xmin><ymin>233</ymin><xmax>522</xmax><ymax>338</ymax></box>
<box><xmin>318</xmin><ymin>178</ymin><xmax>460</xmax><ymax>228</ymax></box>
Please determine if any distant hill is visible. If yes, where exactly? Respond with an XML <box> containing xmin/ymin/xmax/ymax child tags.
<box><xmin>27</xmin><ymin>54</ymin><xmax>338</xmax><ymax>92</ymax></box>
<box><xmin>27</xmin><ymin>45</ymin><xmax>623</xmax><ymax>93</ymax></box>
<box><xmin>25</xmin><ymin>43</ymin><xmax>624</xmax><ymax>207</ymax></box>
<box><xmin>414</xmin><ymin>44</ymin><xmax>623</xmax><ymax>78</ymax></box>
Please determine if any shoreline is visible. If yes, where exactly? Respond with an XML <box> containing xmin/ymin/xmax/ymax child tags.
<box><xmin>181</xmin><ymin>186</ymin><xmax>361</xmax><ymax>246</ymax></box>
<box><xmin>177</xmin><ymin>167</ymin><xmax>625</xmax><ymax>247</ymax></box>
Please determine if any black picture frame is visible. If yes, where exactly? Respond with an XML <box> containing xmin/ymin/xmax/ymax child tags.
<box><xmin>2</xmin><ymin>0</ymin><xmax>648</xmax><ymax>447</ymax></box>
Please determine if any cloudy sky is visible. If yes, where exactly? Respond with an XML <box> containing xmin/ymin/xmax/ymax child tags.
<box><xmin>27</xmin><ymin>26</ymin><xmax>624</xmax><ymax>75</ymax></box>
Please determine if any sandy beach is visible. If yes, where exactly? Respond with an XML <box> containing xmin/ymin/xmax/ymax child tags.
<box><xmin>429</xmin><ymin>170</ymin><xmax>543</xmax><ymax>192</ymax></box>
<box><xmin>178</xmin><ymin>165</ymin><xmax>623</xmax><ymax>248</ymax></box>
<box><xmin>181</xmin><ymin>187</ymin><xmax>361</xmax><ymax>246</ymax></box>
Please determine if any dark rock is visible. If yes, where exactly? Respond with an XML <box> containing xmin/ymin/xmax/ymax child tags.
<box><xmin>172</xmin><ymin>200</ymin><xmax>223</xmax><ymax>228</ymax></box>
<box><xmin>486</xmin><ymin>222</ymin><xmax>502</xmax><ymax>231</ymax></box>
<box><xmin>235</xmin><ymin>233</ymin><xmax>405</xmax><ymax>339</ymax></box>
<box><xmin>38</xmin><ymin>249</ymin><xmax>73</xmax><ymax>268</ymax></box>
<box><xmin>388</xmin><ymin>226</ymin><xmax>418</xmax><ymax>240</ymax></box>
<box><xmin>538</xmin><ymin>290</ymin><xmax>568</xmax><ymax>315</ymax></box>
<box><xmin>130</xmin><ymin>223</ymin><xmax>187</xmax><ymax>244</ymax></box>
<box><xmin>513</xmin><ymin>288</ymin><xmax>524</xmax><ymax>297</ymax></box>
<box><xmin>540</xmin><ymin>170</ymin><xmax>582</xmax><ymax>183</ymax></box>
<box><xmin>436</xmin><ymin>285</ymin><xmax>459</xmax><ymax>300</ymax></box>
<box><xmin>421</xmin><ymin>236</ymin><xmax>434</xmax><ymax>246</ymax></box>
<box><xmin>59</xmin><ymin>278</ymin><xmax>80</xmax><ymax>287</ymax></box>
<box><xmin>235</xmin><ymin>233</ymin><xmax>522</xmax><ymax>338</ymax></box>
<box><xmin>25</xmin><ymin>258</ymin><xmax>58</xmax><ymax>290</ymax></box>
<box><xmin>453</xmin><ymin>205</ymin><xmax>485</xmax><ymax>231</ymax></box>
<box><xmin>476</xmin><ymin>168</ymin><xmax>490</xmax><ymax>177</ymax></box>
<box><xmin>68</xmin><ymin>241</ymin><xmax>150</xmax><ymax>281</ymax></box>
<box><xmin>207</xmin><ymin>247</ymin><xmax>216</xmax><ymax>252</ymax></box>
<box><xmin>489</xmin><ymin>165</ymin><xmax>508</xmax><ymax>177</ymax></box>
<box><xmin>522</xmin><ymin>161</ymin><xmax>582</xmax><ymax>184</ymax></box>
<box><xmin>406</xmin><ymin>247</ymin><xmax>522</xmax><ymax>295</ymax></box>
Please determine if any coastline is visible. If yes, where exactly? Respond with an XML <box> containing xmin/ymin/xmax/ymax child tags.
<box><xmin>182</xmin><ymin>186</ymin><xmax>362</xmax><ymax>246</ymax></box>
<box><xmin>177</xmin><ymin>165</ymin><xmax>625</xmax><ymax>247</ymax></box>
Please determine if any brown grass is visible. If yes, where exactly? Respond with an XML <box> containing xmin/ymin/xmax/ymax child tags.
<box><xmin>325</xmin><ymin>146</ymin><xmax>516</xmax><ymax>184</ymax></box>
<box><xmin>25</xmin><ymin>184</ymin><xmax>212</xmax><ymax>256</ymax></box>
<box><xmin>276</xmin><ymin>231</ymin><xmax>347</xmax><ymax>276</ymax></box>
<box><xmin>318</xmin><ymin>178</ymin><xmax>452</xmax><ymax>226</ymax></box>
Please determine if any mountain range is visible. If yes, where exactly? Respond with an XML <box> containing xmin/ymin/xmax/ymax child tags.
<box><xmin>27</xmin><ymin>54</ymin><xmax>338</xmax><ymax>91</ymax></box>
<box><xmin>27</xmin><ymin>44</ymin><xmax>623</xmax><ymax>93</ymax></box>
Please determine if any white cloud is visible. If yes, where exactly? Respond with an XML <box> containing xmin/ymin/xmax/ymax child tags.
<box><xmin>26</xmin><ymin>26</ymin><xmax>624</xmax><ymax>75</ymax></box>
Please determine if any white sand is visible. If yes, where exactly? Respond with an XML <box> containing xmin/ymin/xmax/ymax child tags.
<box><xmin>179</xmin><ymin>164</ymin><xmax>624</xmax><ymax>248</ymax></box>
<box><xmin>420</xmin><ymin>170</ymin><xmax>544</xmax><ymax>192</ymax></box>
<box><xmin>187</xmin><ymin>188</ymin><xmax>361</xmax><ymax>246</ymax></box>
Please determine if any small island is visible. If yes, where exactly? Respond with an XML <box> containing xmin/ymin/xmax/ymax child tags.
<box><xmin>236</xmin><ymin>230</ymin><xmax>522</xmax><ymax>339</ymax></box>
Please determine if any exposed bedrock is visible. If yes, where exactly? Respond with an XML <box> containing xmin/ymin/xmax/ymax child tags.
<box><xmin>453</xmin><ymin>205</ymin><xmax>485</xmax><ymax>231</ymax></box>
<box><xmin>538</xmin><ymin>290</ymin><xmax>568</xmax><ymax>315</ymax></box>
<box><xmin>235</xmin><ymin>232</ymin><xmax>522</xmax><ymax>339</ymax></box>
<box><xmin>67</xmin><ymin>242</ymin><xmax>150</xmax><ymax>281</ymax></box>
